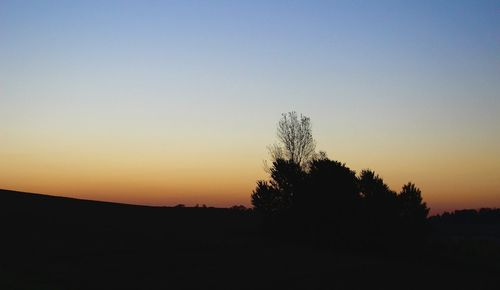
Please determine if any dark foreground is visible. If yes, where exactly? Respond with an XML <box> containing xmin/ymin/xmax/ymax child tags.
<box><xmin>1</xmin><ymin>189</ymin><xmax>499</xmax><ymax>290</ymax></box>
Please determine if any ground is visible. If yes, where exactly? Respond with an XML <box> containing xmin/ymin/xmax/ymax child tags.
<box><xmin>1</xmin><ymin>189</ymin><xmax>498</xmax><ymax>290</ymax></box>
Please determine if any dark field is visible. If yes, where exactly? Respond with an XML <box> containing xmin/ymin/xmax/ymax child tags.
<box><xmin>1</xmin><ymin>189</ymin><xmax>499</xmax><ymax>290</ymax></box>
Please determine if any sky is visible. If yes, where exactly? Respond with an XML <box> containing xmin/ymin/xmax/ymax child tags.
<box><xmin>1</xmin><ymin>0</ymin><xmax>499</xmax><ymax>214</ymax></box>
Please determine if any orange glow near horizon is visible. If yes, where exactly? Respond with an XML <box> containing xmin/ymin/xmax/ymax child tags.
<box><xmin>1</xmin><ymin>0</ymin><xmax>499</xmax><ymax>216</ymax></box>
<box><xmin>1</xmin><ymin>133</ymin><xmax>499</xmax><ymax>215</ymax></box>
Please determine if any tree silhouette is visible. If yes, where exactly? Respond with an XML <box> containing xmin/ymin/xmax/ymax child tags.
<box><xmin>252</xmin><ymin>113</ymin><xmax>432</xmax><ymax>247</ymax></box>
<box><xmin>252</xmin><ymin>159</ymin><xmax>305</xmax><ymax>214</ymax></box>
<box><xmin>430</xmin><ymin>208</ymin><xmax>500</xmax><ymax>224</ymax></box>
<box><xmin>253</xmin><ymin>112</ymin><xmax>313</xmax><ymax>215</ymax></box>
<box><xmin>251</xmin><ymin>180</ymin><xmax>281</xmax><ymax>215</ymax></box>
<box><xmin>269</xmin><ymin>112</ymin><xmax>315</xmax><ymax>168</ymax></box>
<box><xmin>269</xmin><ymin>158</ymin><xmax>305</xmax><ymax>209</ymax></box>
<box><xmin>358</xmin><ymin>169</ymin><xmax>398</xmax><ymax>235</ymax></box>
<box><xmin>398</xmin><ymin>182</ymin><xmax>429</xmax><ymax>234</ymax></box>
<box><xmin>300</xmin><ymin>156</ymin><xmax>361</xmax><ymax>240</ymax></box>
<box><xmin>358</xmin><ymin>169</ymin><xmax>396</xmax><ymax>202</ymax></box>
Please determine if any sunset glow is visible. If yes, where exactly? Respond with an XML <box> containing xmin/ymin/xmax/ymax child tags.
<box><xmin>1</xmin><ymin>1</ymin><xmax>499</xmax><ymax>214</ymax></box>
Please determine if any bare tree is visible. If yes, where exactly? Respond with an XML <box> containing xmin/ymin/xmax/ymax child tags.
<box><xmin>270</xmin><ymin>112</ymin><xmax>316</xmax><ymax>168</ymax></box>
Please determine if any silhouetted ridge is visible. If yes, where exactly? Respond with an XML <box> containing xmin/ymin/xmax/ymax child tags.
<box><xmin>0</xmin><ymin>188</ymin><xmax>149</xmax><ymax>209</ymax></box>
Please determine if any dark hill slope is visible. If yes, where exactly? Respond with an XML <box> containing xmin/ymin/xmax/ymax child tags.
<box><xmin>0</xmin><ymin>189</ymin><xmax>261</xmax><ymax>289</ymax></box>
<box><xmin>0</xmin><ymin>189</ymin><xmax>498</xmax><ymax>290</ymax></box>
<box><xmin>0</xmin><ymin>189</ymin><xmax>255</xmax><ymax>235</ymax></box>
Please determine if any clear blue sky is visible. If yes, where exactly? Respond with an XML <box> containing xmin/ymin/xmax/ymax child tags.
<box><xmin>1</xmin><ymin>0</ymin><xmax>499</xmax><ymax>212</ymax></box>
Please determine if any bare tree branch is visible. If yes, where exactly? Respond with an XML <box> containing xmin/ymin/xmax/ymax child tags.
<box><xmin>270</xmin><ymin>111</ymin><xmax>316</xmax><ymax>168</ymax></box>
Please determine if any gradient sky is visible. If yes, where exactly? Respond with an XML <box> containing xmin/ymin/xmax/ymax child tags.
<box><xmin>1</xmin><ymin>0</ymin><xmax>499</xmax><ymax>214</ymax></box>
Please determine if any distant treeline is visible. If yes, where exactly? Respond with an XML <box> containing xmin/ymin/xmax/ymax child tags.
<box><xmin>431</xmin><ymin>208</ymin><xmax>500</xmax><ymax>225</ymax></box>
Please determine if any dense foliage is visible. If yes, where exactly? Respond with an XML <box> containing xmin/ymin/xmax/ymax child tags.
<box><xmin>251</xmin><ymin>112</ymin><xmax>430</xmax><ymax>245</ymax></box>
